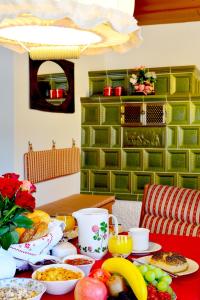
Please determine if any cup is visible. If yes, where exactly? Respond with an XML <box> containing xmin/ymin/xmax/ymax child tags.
<box><xmin>50</xmin><ymin>89</ymin><xmax>56</xmax><ymax>99</ymax></box>
<box><xmin>128</xmin><ymin>227</ymin><xmax>150</xmax><ymax>251</ymax></box>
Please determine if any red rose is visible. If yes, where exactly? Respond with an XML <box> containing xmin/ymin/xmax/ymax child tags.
<box><xmin>2</xmin><ymin>173</ymin><xmax>20</xmax><ymax>179</ymax></box>
<box><xmin>0</xmin><ymin>177</ymin><xmax>21</xmax><ymax>198</ymax></box>
<box><xmin>15</xmin><ymin>190</ymin><xmax>36</xmax><ymax>211</ymax></box>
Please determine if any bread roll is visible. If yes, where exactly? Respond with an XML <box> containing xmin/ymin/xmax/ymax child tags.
<box><xmin>19</xmin><ymin>224</ymin><xmax>37</xmax><ymax>243</ymax></box>
<box><xmin>149</xmin><ymin>251</ymin><xmax>188</xmax><ymax>273</ymax></box>
<box><xmin>31</xmin><ymin>222</ymin><xmax>49</xmax><ymax>241</ymax></box>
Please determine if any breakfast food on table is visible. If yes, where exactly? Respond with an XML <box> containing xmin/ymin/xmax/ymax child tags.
<box><xmin>0</xmin><ymin>287</ymin><xmax>37</xmax><ymax>300</ymax></box>
<box><xmin>73</xmin><ymin>257</ymin><xmax>176</xmax><ymax>300</ymax></box>
<box><xmin>34</xmin><ymin>266</ymin><xmax>82</xmax><ymax>281</ymax></box>
<box><xmin>16</xmin><ymin>210</ymin><xmax>51</xmax><ymax>243</ymax></box>
<box><xmin>149</xmin><ymin>251</ymin><xmax>188</xmax><ymax>273</ymax></box>
<box><xmin>102</xmin><ymin>257</ymin><xmax>147</xmax><ymax>300</ymax></box>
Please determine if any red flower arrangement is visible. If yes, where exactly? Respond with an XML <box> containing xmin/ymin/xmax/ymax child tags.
<box><xmin>0</xmin><ymin>173</ymin><xmax>36</xmax><ymax>249</ymax></box>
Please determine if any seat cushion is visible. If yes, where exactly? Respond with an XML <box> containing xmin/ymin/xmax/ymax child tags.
<box><xmin>141</xmin><ymin>214</ymin><xmax>200</xmax><ymax>237</ymax></box>
<box><xmin>143</xmin><ymin>184</ymin><xmax>200</xmax><ymax>225</ymax></box>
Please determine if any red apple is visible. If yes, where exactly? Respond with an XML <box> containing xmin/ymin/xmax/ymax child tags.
<box><xmin>74</xmin><ymin>277</ymin><xmax>108</xmax><ymax>300</ymax></box>
<box><xmin>89</xmin><ymin>268</ymin><xmax>111</xmax><ymax>283</ymax></box>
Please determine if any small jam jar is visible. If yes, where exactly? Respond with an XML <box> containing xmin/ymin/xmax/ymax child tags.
<box><xmin>103</xmin><ymin>86</ymin><xmax>113</xmax><ymax>96</ymax></box>
<box><xmin>114</xmin><ymin>86</ymin><xmax>122</xmax><ymax>96</ymax></box>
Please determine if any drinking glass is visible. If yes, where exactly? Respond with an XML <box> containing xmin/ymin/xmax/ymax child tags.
<box><xmin>108</xmin><ymin>235</ymin><xmax>133</xmax><ymax>258</ymax></box>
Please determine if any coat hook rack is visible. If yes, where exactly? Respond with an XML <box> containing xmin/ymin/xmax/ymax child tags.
<box><xmin>52</xmin><ymin>140</ymin><xmax>56</xmax><ymax>149</ymax></box>
<box><xmin>72</xmin><ymin>138</ymin><xmax>76</xmax><ymax>147</ymax></box>
<box><xmin>28</xmin><ymin>141</ymin><xmax>33</xmax><ymax>152</ymax></box>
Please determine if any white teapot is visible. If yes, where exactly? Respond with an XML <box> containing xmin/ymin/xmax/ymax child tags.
<box><xmin>73</xmin><ymin>208</ymin><xmax>118</xmax><ymax>260</ymax></box>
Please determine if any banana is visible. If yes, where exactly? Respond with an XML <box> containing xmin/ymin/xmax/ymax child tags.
<box><xmin>102</xmin><ymin>257</ymin><xmax>147</xmax><ymax>300</ymax></box>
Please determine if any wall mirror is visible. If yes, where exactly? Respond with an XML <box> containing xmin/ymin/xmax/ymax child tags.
<box><xmin>29</xmin><ymin>58</ymin><xmax>74</xmax><ymax>113</ymax></box>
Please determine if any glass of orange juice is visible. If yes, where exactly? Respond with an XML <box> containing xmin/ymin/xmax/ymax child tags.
<box><xmin>108</xmin><ymin>234</ymin><xmax>132</xmax><ymax>258</ymax></box>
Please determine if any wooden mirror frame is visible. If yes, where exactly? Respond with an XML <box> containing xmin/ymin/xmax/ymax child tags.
<box><xmin>29</xmin><ymin>58</ymin><xmax>75</xmax><ymax>113</ymax></box>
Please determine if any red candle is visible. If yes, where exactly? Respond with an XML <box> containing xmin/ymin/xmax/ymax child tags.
<box><xmin>56</xmin><ymin>89</ymin><xmax>64</xmax><ymax>98</ymax></box>
<box><xmin>114</xmin><ymin>86</ymin><xmax>122</xmax><ymax>96</ymax></box>
<box><xmin>103</xmin><ymin>86</ymin><xmax>113</xmax><ymax>96</ymax></box>
<box><xmin>50</xmin><ymin>89</ymin><xmax>56</xmax><ymax>99</ymax></box>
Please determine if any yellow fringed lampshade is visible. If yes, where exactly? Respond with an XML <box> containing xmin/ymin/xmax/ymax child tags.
<box><xmin>29</xmin><ymin>46</ymin><xmax>81</xmax><ymax>60</ymax></box>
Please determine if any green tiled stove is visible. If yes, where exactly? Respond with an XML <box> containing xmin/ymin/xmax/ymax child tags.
<box><xmin>81</xmin><ymin>65</ymin><xmax>200</xmax><ymax>200</ymax></box>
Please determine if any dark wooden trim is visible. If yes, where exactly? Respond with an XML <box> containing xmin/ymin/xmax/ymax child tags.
<box><xmin>134</xmin><ymin>0</ymin><xmax>200</xmax><ymax>25</ymax></box>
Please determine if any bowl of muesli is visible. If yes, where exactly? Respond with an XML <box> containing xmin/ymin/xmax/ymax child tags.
<box><xmin>0</xmin><ymin>278</ymin><xmax>46</xmax><ymax>300</ymax></box>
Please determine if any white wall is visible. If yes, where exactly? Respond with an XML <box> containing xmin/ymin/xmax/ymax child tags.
<box><xmin>1</xmin><ymin>21</ymin><xmax>200</xmax><ymax>229</ymax></box>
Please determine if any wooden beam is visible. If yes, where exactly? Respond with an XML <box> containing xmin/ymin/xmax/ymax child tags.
<box><xmin>134</xmin><ymin>0</ymin><xmax>200</xmax><ymax>25</ymax></box>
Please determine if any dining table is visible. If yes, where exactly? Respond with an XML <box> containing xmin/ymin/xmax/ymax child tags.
<box><xmin>17</xmin><ymin>233</ymin><xmax>200</xmax><ymax>300</ymax></box>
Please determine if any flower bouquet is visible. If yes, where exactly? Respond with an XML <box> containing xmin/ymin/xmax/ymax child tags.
<box><xmin>0</xmin><ymin>172</ymin><xmax>64</xmax><ymax>262</ymax></box>
<box><xmin>0</xmin><ymin>173</ymin><xmax>36</xmax><ymax>250</ymax></box>
<box><xmin>130</xmin><ymin>66</ymin><xmax>156</xmax><ymax>95</ymax></box>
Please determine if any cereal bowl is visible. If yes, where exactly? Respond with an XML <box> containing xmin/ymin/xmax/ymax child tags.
<box><xmin>32</xmin><ymin>263</ymin><xmax>84</xmax><ymax>295</ymax></box>
<box><xmin>0</xmin><ymin>278</ymin><xmax>46</xmax><ymax>300</ymax></box>
<box><xmin>62</xmin><ymin>254</ymin><xmax>95</xmax><ymax>276</ymax></box>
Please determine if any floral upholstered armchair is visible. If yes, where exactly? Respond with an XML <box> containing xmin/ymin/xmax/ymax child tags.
<box><xmin>139</xmin><ymin>184</ymin><xmax>200</xmax><ymax>237</ymax></box>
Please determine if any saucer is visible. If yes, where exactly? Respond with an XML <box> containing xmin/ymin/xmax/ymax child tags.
<box><xmin>132</xmin><ymin>242</ymin><xmax>162</xmax><ymax>255</ymax></box>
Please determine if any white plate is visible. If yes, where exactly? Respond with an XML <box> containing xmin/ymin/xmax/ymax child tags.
<box><xmin>134</xmin><ymin>255</ymin><xmax>199</xmax><ymax>276</ymax></box>
<box><xmin>132</xmin><ymin>242</ymin><xmax>162</xmax><ymax>255</ymax></box>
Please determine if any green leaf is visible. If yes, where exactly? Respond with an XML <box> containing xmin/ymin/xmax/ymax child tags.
<box><xmin>0</xmin><ymin>226</ymin><xmax>9</xmax><ymax>236</ymax></box>
<box><xmin>13</xmin><ymin>215</ymin><xmax>33</xmax><ymax>228</ymax></box>
<box><xmin>0</xmin><ymin>231</ymin><xmax>19</xmax><ymax>250</ymax></box>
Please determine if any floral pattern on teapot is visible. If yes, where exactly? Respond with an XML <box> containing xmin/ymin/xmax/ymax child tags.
<box><xmin>79</xmin><ymin>221</ymin><xmax>108</xmax><ymax>254</ymax></box>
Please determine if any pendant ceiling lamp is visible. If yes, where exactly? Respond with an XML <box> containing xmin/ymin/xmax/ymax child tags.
<box><xmin>0</xmin><ymin>0</ymin><xmax>142</xmax><ymax>59</ymax></box>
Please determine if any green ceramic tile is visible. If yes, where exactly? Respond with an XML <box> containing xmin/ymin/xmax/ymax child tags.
<box><xmin>111</xmin><ymin>126</ymin><xmax>121</xmax><ymax>148</ymax></box>
<box><xmin>91</xmin><ymin>127</ymin><xmax>110</xmax><ymax>147</ymax></box>
<box><xmin>101</xmin><ymin>149</ymin><xmax>121</xmax><ymax>169</ymax></box>
<box><xmin>144</xmin><ymin>150</ymin><xmax>165</xmax><ymax>171</ymax></box>
<box><xmin>155</xmin><ymin>75</ymin><xmax>170</xmax><ymax>94</ymax></box>
<box><xmin>179</xmin><ymin>127</ymin><xmax>200</xmax><ymax>148</ymax></box>
<box><xmin>190</xmin><ymin>151</ymin><xmax>200</xmax><ymax>172</ymax></box>
<box><xmin>155</xmin><ymin>173</ymin><xmax>176</xmax><ymax>186</ymax></box>
<box><xmin>178</xmin><ymin>174</ymin><xmax>199</xmax><ymax>189</ymax></box>
<box><xmin>123</xmin><ymin>127</ymin><xmax>165</xmax><ymax>148</ymax></box>
<box><xmin>82</xmin><ymin>104</ymin><xmax>100</xmax><ymax>125</ymax></box>
<box><xmin>81</xmin><ymin>66</ymin><xmax>200</xmax><ymax>198</ymax></box>
<box><xmin>91</xmin><ymin>171</ymin><xmax>110</xmax><ymax>192</ymax></box>
<box><xmin>168</xmin><ymin>102</ymin><xmax>189</xmax><ymax>124</ymax></box>
<box><xmin>111</xmin><ymin>171</ymin><xmax>131</xmax><ymax>193</ymax></box>
<box><xmin>102</xmin><ymin>104</ymin><xmax>121</xmax><ymax>125</ymax></box>
<box><xmin>191</xmin><ymin>102</ymin><xmax>200</xmax><ymax>124</ymax></box>
<box><xmin>115</xmin><ymin>194</ymin><xmax>136</xmax><ymax>201</ymax></box>
<box><xmin>170</xmin><ymin>74</ymin><xmax>193</xmax><ymax>95</ymax></box>
<box><xmin>89</xmin><ymin>77</ymin><xmax>107</xmax><ymax>96</ymax></box>
<box><xmin>134</xmin><ymin>172</ymin><xmax>153</xmax><ymax>193</ymax></box>
<box><xmin>81</xmin><ymin>149</ymin><xmax>100</xmax><ymax>169</ymax></box>
<box><xmin>122</xmin><ymin>149</ymin><xmax>142</xmax><ymax>170</ymax></box>
<box><xmin>167</xmin><ymin>127</ymin><xmax>177</xmax><ymax>148</ymax></box>
<box><xmin>81</xmin><ymin>170</ymin><xmax>89</xmax><ymax>191</ymax></box>
<box><xmin>167</xmin><ymin>150</ymin><xmax>189</xmax><ymax>171</ymax></box>
<box><xmin>81</xmin><ymin>126</ymin><xmax>90</xmax><ymax>147</ymax></box>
